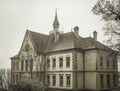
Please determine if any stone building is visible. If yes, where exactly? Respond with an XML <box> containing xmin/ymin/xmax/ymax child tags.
<box><xmin>10</xmin><ymin>12</ymin><xmax>118</xmax><ymax>91</ymax></box>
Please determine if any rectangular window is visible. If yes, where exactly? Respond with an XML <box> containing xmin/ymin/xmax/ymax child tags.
<box><xmin>113</xmin><ymin>60</ymin><xmax>115</xmax><ymax>69</ymax></box>
<box><xmin>59</xmin><ymin>75</ymin><xmax>63</xmax><ymax>86</ymax></box>
<box><xmin>66</xmin><ymin>56</ymin><xmax>70</xmax><ymax>68</ymax></box>
<box><xmin>47</xmin><ymin>58</ymin><xmax>50</xmax><ymax>68</ymax></box>
<box><xmin>16</xmin><ymin>74</ymin><xmax>19</xmax><ymax>83</ymax></box>
<box><xmin>53</xmin><ymin>75</ymin><xmax>56</xmax><ymax>86</ymax></box>
<box><xmin>21</xmin><ymin>60</ymin><xmax>24</xmax><ymax>71</ymax></box>
<box><xmin>107</xmin><ymin>74</ymin><xmax>110</xmax><ymax>87</ymax></box>
<box><xmin>107</xmin><ymin>58</ymin><xmax>109</xmax><ymax>67</ymax></box>
<box><xmin>113</xmin><ymin>74</ymin><xmax>116</xmax><ymax>87</ymax></box>
<box><xmin>13</xmin><ymin>74</ymin><xmax>15</xmax><ymax>83</ymax></box>
<box><xmin>13</xmin><ymin>62</ymin><xmax>15</xmax><ymax>70</ymax></box>
<box><xmin>30</xmin><ymin>59</ymin><xmax>33</xmax><ymax>70</ymax></box>
<box><xmin>53</xmin><ymin>58</ymin><xmax>56</xmax><ymax>69</ymax></box>
<box><xmin>59</xmin><ymin>57</ymin><xmax>63</xmax><ymax>68</ymax></box>
<box><xmin>25</xmin><ymin>60</ymin><xmax>28</xmax><ymax>71</ymax></box>
<box><xmin>16</xmin><ymin>62</ymin><xmax>19</xmax><ymax>70</ymax></box>
<box><xmin>100</xmin><ymin>57</ymin><xmax>103</xmax><ymax>66</ymax></box>
<box><xmin>47</xmin><ymin>75</ymin><xmax>50</xmax><ymax>85</ymax></box>
<box><xmin>66</xmin><ymin>75</ymin><xmax>71</xmax><ymax>87</ymax></box>
<box><xmin>100</xmin><ymin>74</ymin><xmax>104</xmax><ymax>88</ymax></box>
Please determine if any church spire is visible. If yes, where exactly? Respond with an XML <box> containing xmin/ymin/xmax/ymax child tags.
<box><xmin>53</xmin><ymin>9</ymin><xmax>59</xmax><ymax>29</ymax></box>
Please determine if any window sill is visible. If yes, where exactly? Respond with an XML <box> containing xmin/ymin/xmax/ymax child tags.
<box><xmin>66</xmin><ymin>85</ymin><xmax>70</xmax><ymax>87</ymax></box>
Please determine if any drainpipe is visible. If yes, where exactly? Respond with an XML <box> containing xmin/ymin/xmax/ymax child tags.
<box><xmin>83</xmin><ymin>50</ymin><xmax>85</xmax><ymax>90</ymax></box>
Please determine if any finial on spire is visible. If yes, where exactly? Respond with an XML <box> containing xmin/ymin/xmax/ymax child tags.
<box><xmin>53</xmin><ymin>9</ymin><xmax>59</xmax><ymax>29</ymax></box>
<box><xmin>55</xmin><ymin>8</ymin><xmax>57</xmax><ymax>14</ymax></box>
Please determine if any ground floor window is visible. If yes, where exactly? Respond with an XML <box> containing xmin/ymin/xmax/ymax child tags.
<box><xmin>107</xmin><ymin>74</ymin><xmax>110</xmax><ymax>87</ymax></box>
<box><xmin>100</xmin><ymin>74</ymin><xmax>104</xmax><ymax>88</ymax></box>
<box><xmin>66</xmin><ymin>75</ymin><xmax>71</xmax><ymax>87</ymax></box>
<box><xmin>53</xmin><ymin>75</ymin><xmax>56</xmax><ymax>86</ymax></box>
<box><xmin>47</xmin><ymin>75</ymin><xmax>50</xmax><ymax>85</ymax></box>
<box><xmin>16</xmin><ymin>74</ymin><xmax>19</xmax><ymax>83</ymax></box>
<box><xmin>59</xmin><ymin>75</ymin><xmax>63</xmax><ymax>86</ymax></box>
<box><xmin>113</xmin><ymin>74</ymin><xmax>116</xmax><ymax>87</ymax></box>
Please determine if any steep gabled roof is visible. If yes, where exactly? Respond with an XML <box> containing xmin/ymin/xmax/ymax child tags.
<box><xmin>28</xmin><ymin>30</ymin><xmax>112</xmax><ymax>52</ymax></box>
<box><xmin>28</xmin><ymin>30</ymin><xmax>49</xmax><ymax>53</ymax></box>
<box><xmin>18</xmin><ymin>30</ymin><xmax>113</xmax><ymax>55</ymax></box>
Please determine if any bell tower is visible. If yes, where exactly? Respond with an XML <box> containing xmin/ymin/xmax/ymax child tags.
<box><xmin>53</xmin><ymin>10</ymin><xmax>60</xmax><ymax>42</ymax></box>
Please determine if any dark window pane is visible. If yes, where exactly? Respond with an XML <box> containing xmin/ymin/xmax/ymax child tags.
<box><xmin>59</xmin><ymin>57</ymin><xmax>63</xmax><ymax>67</ymax></box>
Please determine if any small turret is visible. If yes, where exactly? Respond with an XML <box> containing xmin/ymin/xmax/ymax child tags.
<box><xmin>53</xmin><ymin>10</ymin><xmax>59</xmax><ymax>30</ymax></box>
<box><xmin>53</xmin><ymin>10</ymin><xmax>60</xmax><ymax>43</ymax></box>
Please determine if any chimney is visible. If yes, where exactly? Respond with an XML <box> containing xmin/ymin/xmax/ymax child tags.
<box><xmin>93</xmin><ymin>31</ymin><xmax>97</xmax><ymax>41</ymax></box>
<box><xmin>74</xmin><ymin>26</ymin><xmax>79</xmax><ymax>38</ymax></box>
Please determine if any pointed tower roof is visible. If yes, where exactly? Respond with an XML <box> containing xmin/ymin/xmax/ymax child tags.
<box><xmin>53</xmin><ymin>10</ymin><xmax>59</xmax><ymax>29</ymax></box>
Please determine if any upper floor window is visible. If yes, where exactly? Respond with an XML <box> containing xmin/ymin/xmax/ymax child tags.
<box><xmin>25</xmin><ymin>60</ymin><xmax>28</xmax><ymax>71</ymax></box>
<box><xmin>16</xmin><ymin>62</ymin><xmax>19</xmax><ymax>70</ymax></box>
<box><xmin>53</xmin><ymin>58</ymin><xmax>56</xmax><ymax>69</ymax></box>
<box><xmin>100</xmin><ymin>74</ymin><xmax>104</xmax><ymax>88</ymax></box>
<box><xmin>113</xmin><ymin>60</ymin><xmax>116</xmax><ymax>69</ymax></box>
<box><xmin>106</xmin><ymin>58</ymin><xmax>109</xmax><ymax>67</ymax></box>
<box><xmin>100</xmin><ymin>57</ymin><xmax>103</xmax><ymax>66</ymax></box>
<box><xmin>66</xmin><ymin>75</ymin><xmax>71</xmax><ymax>87</ymax></box>
<box><xmin>53</xmin><ymin>75</ymin><xmax>56</xmax><ymax>86</ymax></box>
<box><xmin>66</xmin><ymin>56</ymin><xmax>70</xmax><ymax>68</ymax></box>
<box><xmin>113</xmin><ymin>74</ymin><xmax>116</xmax><ymax>87</ymax></box>
<box><xmin>47</xmin><ymin>58</ymin><xmax>50</xmax><ymax>68</ymax></box>
<box><xmin>21</xmin><ymin>60</ymin><xmax>24</xmax><ymax>71</ymax></box>
<box><xmin>59</xmin><ymin>75</ymin><xmax>63</xmax><ymax>86</ymax></box>
<box><xmin>47</xmin><ymin>75</ymin><xmax>50</xmax><ymax>85</ymax></box>
<box><xmin>59</xmin><ymin>57</ymin><xmax>63</xmax><ymax>68</ymax></box>
<box><xmin>30</xmin><ymin>59</ymin><xmax>33</xmax><ymax>70</ymax></box>
<box><xmin>107</xmin><ymin>74</ymin><xmax>110</xmax><ymax>87</ymax></box>
<box><xmin>13</xmin><ymin>62</ymin><xmax>15</xmax><ymax>71</ymax></box>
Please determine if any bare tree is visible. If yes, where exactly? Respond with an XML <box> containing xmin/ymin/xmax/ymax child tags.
<box><xmin>92</xmin><ymin>0</ymin><xmax>120</xmax><ymax>53</ymax></box>
<box><xmin>0</xmin><ymin>69</ymin><xmax>11</xmax><ymax>91</ymax></box>
<box><xmin>19</xmin><ymin>47</ymin><xmax>47</xmax><ymax>91</ymax></box>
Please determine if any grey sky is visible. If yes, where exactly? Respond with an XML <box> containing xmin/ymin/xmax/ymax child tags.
<box><xmin>0</xmin><ymin>0</ymin><xmax>105</xmax><ymax>68</ymax></box>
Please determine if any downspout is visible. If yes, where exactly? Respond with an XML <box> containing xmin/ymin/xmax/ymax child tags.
<box><xmin>83</xmin><ymin>50</ymin><xmax>85</xmax><ymax>90</ymax></box>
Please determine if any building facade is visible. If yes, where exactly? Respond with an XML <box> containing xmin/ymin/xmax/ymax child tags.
<box><xmin>10</xmin><ymin>13</ymin><xmax>118</xmax><ymax>91</ymax></box>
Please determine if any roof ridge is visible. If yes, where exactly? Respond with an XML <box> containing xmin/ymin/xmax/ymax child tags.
<box><xmin>28</xmin><ymin>30</ymin><xmax>49</xmax><ymax>36</ymax></box>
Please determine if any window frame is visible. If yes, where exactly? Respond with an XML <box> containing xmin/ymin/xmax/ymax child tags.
<box><xmin>113</xmin><ymin>74</ymin><xmax>116</xmax><ymax>87</ymax></box>
<box><xmin>47</xmin><ymin>75</ymin><xmax>50</xmax><ymax>85</ymax></box>
<box><xmin>52</xmin><ymin>75</ymin><xmax>56</xmax><ymax>86</ymax></box>
<box><xmin>59</xmin><ymin>74</ymin><xmax>63</xmax><ymax>86</ymax></box>
<box><xmin>52</xmin><ymin>57</ymin><xmax>56</xmax><ymax>69</ymax></box>
<box><xmin>47</xmin><ymin>58</ymin><xmax>50</xmax><ymax>69</ymax></box>
<box><xmin>66</xmin><ymin>56</ymin><xmax>70</xmax><ymax>68</ymax></box>
<box><xmin>66</xmin><ymin>74</ymin><xmax>71</xmax><ymax>87</ymax></box>
<box><xmin>59</xmin><ymin>57</ymin><xmax>63</xmax><ymax>68</ymax></box>
<box><xmin>100</xmin><ymin>74</ymin><xmax>104</xmax><ymax>88</ymax></box>
<box><xmin>106</xmin><ymin>58</ymin><xmax>109</xmax><ymax>68</ymax></box>
<box><xmin>25</xmin><ymin>60</ymin><xmax>28</xmax><ymax>71</ymax></box>
<box><xmin>21</xmin><ymin>60</ymin><xmax>24</xmax><ymax>71</ymax></box>
<box><xmin>100</xmin><ymin>57</ymin><xmax>103</xmax><ymax>66</ymax></box>
<box><xmin>107</xmin><ymin>74</ymin><xmax>110</xmax><ymax>87</ymax></box>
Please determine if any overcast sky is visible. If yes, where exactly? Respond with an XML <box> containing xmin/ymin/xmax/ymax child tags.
<box><xmin>0</xmin><ymin>0</ymin><xmax>106</xmax><ymax>68</ymax></box>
